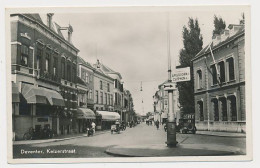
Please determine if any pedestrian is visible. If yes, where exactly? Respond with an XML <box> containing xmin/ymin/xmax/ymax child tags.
<box><xmin>155</xmin><ymin>120</ymin><xmax>159</xmax><ymax>130</ymax></box>
<box><xmin>91</xmin><ymin>121</ymin><xmax>96</xmax><ymax>133</ymax></box>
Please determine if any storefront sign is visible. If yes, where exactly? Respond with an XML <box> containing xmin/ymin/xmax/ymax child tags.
<box><xmin>172</xmin><ymin>67</ymin><xmax>190</xmax><ymax>82</ymax></box>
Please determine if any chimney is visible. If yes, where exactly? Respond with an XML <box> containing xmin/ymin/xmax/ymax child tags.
<box><xmin>212</xmin><ymin>34</ymin><xmax>221</xmax><ymax>46</ymax></box>
<box><xmin>47</xmin><ymin>13</ymin><xmax>54</xmax><ymax>28</ymax></box>
<box><xmin>228</xmin><ymin>24</ymin><xmax>244</xmax><ymax>37</ymax></box>
<box><xmin>59</xmin><ymin>24</ymin><xmax>73</xmax><ymax>43</ymax></box>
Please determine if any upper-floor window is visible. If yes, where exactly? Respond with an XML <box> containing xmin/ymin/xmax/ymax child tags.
<box><xmin>72</xmin><ymin>66</ymin><xmax>76</xmax><ymax>83</ymax></box>
<box><xmin>218</xmin><ymin>61</ymin><xmax>225</xmax><ymax>83</ymax></box>
<box><xmin>110</xmin><ymin>94</ymin><xmax>113</xmax><ymax>106</ymax></box>
<box><xmin>45</xmin><ymin>53</ymin><xmax>50</xmax><ymax>72</ymax></box>
<box><xmin>197</xmin><ymin>69</ymin><xmax>202</xmax><ymax>89</ymax></box>
<box><xmin>67</xmin><ymin>64</ymin><xmax>71</xmax><ymax>81</ymax></box>
<box><xmin>95</xmin><ymin>90</ymin><xmax>98</xmax><ymax>104</ymax></box>
<box><xmin>86</xmin><ymin>73</ymin><xmax>89</xmax><ymax>83</ymax></box>
<box><xmin>53</xmin><ymin>57</ymin><xmax>58</xmax><ymax>76</ymax></box>
<box><xmin>100</xmin><ymin>80</ymin><xmax>103</xmax><ymax>90</ymax></box>
<box><xmin>210</xmin><ymin>65</ymin><xmax>218</xmax><ymax>85</ymax></box>
<box><xmin>108</xmin><ymin>94</ymin><xmax>110</xmax><ymax>105</ymax></box>
<box><xmin>61</xmin><ymin>58</ymin><xmax>65</xmax><ymax>79</ymax></box>
<box><xmin>105</xmin><ymin>93</ymin><xmax>107</xmax><ymax>105</ymax></box>
<box><xmin>21</xmin><ymin>45</ymin><xmax>29</xmax><ymax>66</ymax></box>
<box><xmin>226</xmin><ymin>57</ymin><xmax>235</xmax><ymax>81</ymax></box>
<box><xmin>100</xmin><ymin>92</ymin><xmax>103</xmax><ymax>104</ymax></box>
<box><xmin>37</xmin><ymin>48</ymin><xmax>43</xmax><ymax>70</ymax></box>
<box><xmin>89</xmin><ymin>89</ymin><xmax>92</xmax><ymax>99</ymax></box>
<box><xmin>107</xmin><ymin>83</ymin><xmax>110</xmax><ymax>92</ymax></box>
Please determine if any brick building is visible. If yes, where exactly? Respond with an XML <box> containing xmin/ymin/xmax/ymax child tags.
<box><xmin>11</xmin><ymin>13</ymin><xmax>79</xmax><ymax>139</ymax></box>
<box><xmin>191</xmin><ymin>24</ymin><xmax>245</xmax><ymax>132</ymax></box>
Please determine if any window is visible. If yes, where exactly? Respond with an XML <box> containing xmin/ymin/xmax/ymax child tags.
<box><xmin>81</xmin><ymin>70</ymin><xmax>86</xmax><ymax>82</ymax></box>
<box><xmin>21</xmin><ymin>45</ymin><xmax>29</xmax><ymax>66</ymax></box>
<box><xmin>95</xmin><ymin>91</ymin><xmax>98</xmax><ymax>103</ymax></box>
<box><xmin>227</xmin><ymin>57</ymin><xmax>235</xmax><ymax>81</ymax></box>
<box><xmin>61</xmin><ymin>58</ymin><xmax>65</xmax><ymax>79</ymax></box>
<box><xmin>108</xmin><ymin>94</ymin><xmax>110</xmax><ymax>105</ymax></box>
<box><xmin>115</xmin><ymin>93</ymin><xmax>117</xmax><ymax>105</ymax></box>
<box><xmin>45</xmin><ymin>53</ymin><xmax>50</xmax><ymax>72</ymax></box>
<box><xmin>219</xmin><ymin>97</ymin><xmax>227</xmax><ymax>121</ymax></box>
<box><xmin>198</xmin><ymin>101</ymin><xmax>204</xmax><ymax>121</ymax></box>
<box><xmin>86</xmin><ymin>73</ymin><xmax>89</xmax><ymax>83</ymax></box>
<box><xmin>100</xmin><ymin>92</ymin><xmax>103</xmax><ymax>104</ymax></box>
<box><xmin>105</xmin><ymin>93</ymin><xmax>107</xmax><ymax>105</ymax></box>
<box><xmin>67</xmin><ymin>64</ymin><xmax>71</xmax><ymax>81</ymax></box>
<box><xmin>197</xmin><ymin>70</ymin><xmax>202</xmax><ymax>89</ymax></box>
<box><xmin>72</xmin><ymin>67</ymin><xmax>76</xmax><ymax>83</ymax></box>
<box><xmin>100</xmin><ymin>81</ymin><xmax>103</xmax><ymax>90</ymax></box>
<box><xmin>111</xmin><ymin>94</ymin><xmax>113</xmax><ymax>106</ymax></box>
<box><xmin>89</xmin><ymin>74</ymin><xmax>92</xmax><ymax>82</ymax></box>
<box><xmin>210</xmin><ymin>65</ymin><xmax>218</xmax><ymax>85</ymax></box>
<box><xmin>53</xmin><ymin>57</ymin><xmax>58</xmax><ymax>76</ymax></box>
<box><xmin>218</xmin><ymin>61</ymin><xmax>225</xmax><ymax>83</ymax></box>
<box><xmin>89</xmin><ymin>89</ymin><xmax>92</xmax><ymax>99</ymax></box>
<box><xmin>228</xmin><ymin>95</ymin><xmax>237</xmax><ymax>121</ymax></box>
<box><xmin>107</xmin><ymin>83</ymin><xmax>110</xmax><ymax>92</ymax></box>
<box><xmin>212</xmin><ymin>99</ymin><xmax>219</xmax><ymax>121</ymax></box>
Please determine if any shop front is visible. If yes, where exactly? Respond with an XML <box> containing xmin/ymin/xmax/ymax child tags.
<box><xmin>76</xmin><ymin>108</ymin><xmax>96</xmax><ymax>133</ymax></box>
<box><xmin>13</xmin><ymin>83</ymin><xmax>64</xmax><ymax>140</ymax></box>
<box><xmin>96</xmin><ymin>111</ymin><xmax>120</xmax><ymax>130</ymax></box>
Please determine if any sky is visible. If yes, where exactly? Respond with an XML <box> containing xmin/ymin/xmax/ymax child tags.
<box><xmin>52</xmin><ymin>7</ymin><xmax>244</xmax><ymax>115</ymax></box>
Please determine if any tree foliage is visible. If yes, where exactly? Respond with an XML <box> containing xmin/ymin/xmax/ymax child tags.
<box><xmin>177</xmin><ymin>18</ymin><xmax>203</xmax><ymax>115</ymax></box>
<box><xmin>212</xmin><ymin>15</ymin><xmax>226</xmax><ymax>36</ymax></box>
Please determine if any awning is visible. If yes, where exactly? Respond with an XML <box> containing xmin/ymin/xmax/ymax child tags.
<box><xmin>96</xmin><ymin>111</ymin><xmax>120</xmax><ymax>121</ymax></box>
<box><xmin>77</xmin><ymin>108</ymin><xmax>96</xmax><ymax>119</ymax></box>
<box><xmin>43</xmin><ymin>88</ymin><xmax>65</xmax><ymax>106</ymax></box>
<box><xmin>12</xmin><ymin>83</ymin><xmax>20</xmax><ymax>103</ymax></box>
<box><xmin>21</xmin><ymin>84</ymin><xmax>64</xmax><ymax>106</ymax></box>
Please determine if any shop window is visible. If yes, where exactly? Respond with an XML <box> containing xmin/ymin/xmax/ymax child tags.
<box><xmin>210</xmin><ymin>65</ymin><xmax>218</xmax><ymax>85</ymax></box>
<box><xmin>228</xmin><ymin>95</ymin><xmax>237</xmax><ymax>121</ymax></box>
<box><xmin>227</xmin><ymin>57</ymin><xmax>235</xmax><ymax>81</ymax></box>
<box><xmin>21</xmin><ymin>45</ymin><xmax>29</xmax><ymax>66</ymax></box>
<box><xmin>61</xmin><ymin>58</ymin><xmax>65</xmax><ymax>79</ymax></box>
<box><xmin>219</xmin><ymin>97</ymin><xmax>228</xmax><ymax>121</ymax></box>
<box><xmin>218</xmin><ymin>61</ymin><xmax>225</xmax><ymax>83</ymax></box>
<box><xmin>212</xmin><ymin>99</ymin><xmax>219</xmax><ymax>121</ymax></box>
<box><xmin>198</xmin><ymin>101</ymin><xmax>204</xmax><ymax>121</ymax></box>
<box><xmin>197</xmin><ymin>69</ymin><xmax>202</xmax><ymax>89</ymax></box>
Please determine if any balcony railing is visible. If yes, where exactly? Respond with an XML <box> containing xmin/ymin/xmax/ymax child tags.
<box><xmin>39</xmin><ymin>70</ymin><xmax>61</xmax><ymax>84</ymax></box>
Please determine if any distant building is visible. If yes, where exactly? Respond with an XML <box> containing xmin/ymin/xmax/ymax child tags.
<box><xmin>11</xmin><ymin>13</ymin><xmax>79</xmax><ymax>139</ymax></box>
<box><xmin>191</xmin><ymin>23</ymin><xmax>245</xmax><ymax>132</ymax></box>
<box><xmin>123</xmin><ymin>89</ymin><xmax>134</xmax><ymax>123</ymax></box>
<box><xmin>153</xmin><ymin>81</ymin><xmax>180</xmax><ymax>124</ymax></box>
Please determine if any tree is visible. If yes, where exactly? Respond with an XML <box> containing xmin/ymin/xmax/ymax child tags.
<box><xmin>239</xmin><ymin>13</ymin><xmax>245</xmax><ymax>25</ymax></box>
<box><xmin>177</xmin><ymin>18</ymin><xmax>203</xmax><ymax>115</ymax></box>
<box><xmin>212</xmin><ymin>15</ymin><xmax>226</xmax><ymax>36</ymax></box>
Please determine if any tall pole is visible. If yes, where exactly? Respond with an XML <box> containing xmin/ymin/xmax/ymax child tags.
<box><xmin>166</xmin><ymin>12</ymin><xmax>177</xmax><ymax>147</ymax></box>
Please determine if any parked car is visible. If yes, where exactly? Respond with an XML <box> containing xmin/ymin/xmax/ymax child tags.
<box><xmin>176</xmin><ymin>118</ymin><xmax>196</xmax><ymax>134</ymax></box>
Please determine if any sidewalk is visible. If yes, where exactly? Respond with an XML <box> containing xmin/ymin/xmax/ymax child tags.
<box><xmin>196</xmin><ymin>130</ymin><xmax>246</xmax><ymax>138</ymax></box>
<box><xmin>13</xmin><ymin>130</ymin><xmax>110</xmax><ymax>145</ymax></box>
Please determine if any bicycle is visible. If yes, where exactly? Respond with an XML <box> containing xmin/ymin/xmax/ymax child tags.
<box><xmin>23</xmin><ymin>127</ymin><xmax>34</xmax><ymax>140</ymax></box>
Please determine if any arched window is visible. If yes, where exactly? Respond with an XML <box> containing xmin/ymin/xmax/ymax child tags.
<box><xmin>211</xmin><ymin>98</ymin><xmax>219</xmax><ymax>121</ymax></box>
<box><xmin>197</xmin><ymin>69</ymin><xmax>202</xmax><ymax>89</ymax></box>
<box><xmin>219</xmin><ymin>97</ymin><xmax>227</xmax><ymax>121</ymax></box>
<box><xmin>198</xmin><ymin>101</ymin><xmax>204</xmax><ymax>121</ymax></box>
<box><xmin>228</xmin><ymin>95</ymin><xmax>237</xmax><ymax>121</ymax></box>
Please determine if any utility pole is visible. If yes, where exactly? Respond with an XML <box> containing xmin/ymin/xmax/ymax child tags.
<box><xmin>165</xmin><ymin>13</ymin><xmax>178</xmax><ymax>147</ymax></box>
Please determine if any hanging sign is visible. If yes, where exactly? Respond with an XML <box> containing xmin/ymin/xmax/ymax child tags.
<box><xmin>172</xmin><ymin>67</ymin><xmax>191</xmax><ymax>82</ymax></box>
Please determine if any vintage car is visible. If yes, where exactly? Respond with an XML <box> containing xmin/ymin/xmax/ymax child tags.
<box><xmin>176</xmin><ymin>118</ymin><xmax>196</xmax><ymax>134</ymax></box>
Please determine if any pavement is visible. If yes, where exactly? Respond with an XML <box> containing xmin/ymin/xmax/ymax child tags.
<box><xmin>13</xmin><ymin>130</ymin><xmax>110</xmax><ymax>145</ymax></box>
<box><xmin>13</xmin><ymin>123</ymin><xmax>246</xmax><ymax>158</ymax></box>
<box><xmin>196</xmin><ymin>130</ymin><xmax>246</xmax><ymax>138</ymax></box>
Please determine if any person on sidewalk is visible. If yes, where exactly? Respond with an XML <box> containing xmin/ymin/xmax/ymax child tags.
<box><xmin>91</xmin><ymin>121</ymin><xmax>96</xmax><ymax>134</ymax></box>
<box><xmin>155</xmin><ymin>120</ymin><xmax>159</xmax><ymax>130</ymax></box>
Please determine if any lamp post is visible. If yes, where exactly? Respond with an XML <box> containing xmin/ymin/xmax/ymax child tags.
<box><xmin>165</xmin><ymin>13</ymin><xmax>178</xmax><ymax>147</ymax></box>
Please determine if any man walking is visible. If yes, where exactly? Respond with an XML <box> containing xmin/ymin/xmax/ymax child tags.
<box><xmin>155</xmin><ymin>120</ymin><xmax>159</xmax><ymax>130</ymax></box>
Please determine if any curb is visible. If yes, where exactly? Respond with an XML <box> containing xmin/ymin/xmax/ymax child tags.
<box><xmin>13</xmin><ymin>130</ymin><xmax>110</xmax><ymax>146</ymax></box>
<box><xmin>195</xmin><ymin>132</ymin><xmax>246</xmax><ymax>138</ymax></box>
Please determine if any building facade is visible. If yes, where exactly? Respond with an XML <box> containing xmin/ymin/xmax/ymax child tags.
<box><xmin>11</xmin><ymin>13</ymin><xmax>79</xmax><ymax>139</ymax></box>
<box><xmin>192</xmin><ymin>24</ymin><xmax>245</xmax><ymax>132</ymax></box>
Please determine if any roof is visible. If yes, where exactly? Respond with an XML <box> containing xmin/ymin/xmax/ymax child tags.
<box><xmin>15</xmin><ymin>14</ymin><xmax>79</xmax><ymax>52</ymax></box>
<box><xmin>77</xmin><ymin>56</ymin><xmax>94</xmax><ymax>70</ymax></box>
<box><xmin>94</xmin><ymin>62</ymin><xmax>122</xmax><ymax>79</ymax></box>
<box><xmin>192</xmin><ymin>25</ymin><xmax>244</xmax><ymax>61</ymax></box>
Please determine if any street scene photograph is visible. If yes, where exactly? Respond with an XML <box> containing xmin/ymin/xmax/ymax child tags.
<box><xmin>7</xmin><ymin>6</ymin><xmax>250</xmax><ymax>162</ymax></box>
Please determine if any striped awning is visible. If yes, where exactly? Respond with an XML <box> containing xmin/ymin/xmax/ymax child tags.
<box><xmin>77</xmin><ymin>108</ymin><xmax>96</xmax><ymax>119</ymax></box>
<box><xmin>21</xmin><ymin>84</ymin><xmax>64</xmax><ymax>106</ymax></box>
<box><xmin>96</xmin><ymin>111</ymin><xmax>120</xmax><ymax>121</ymax></box>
